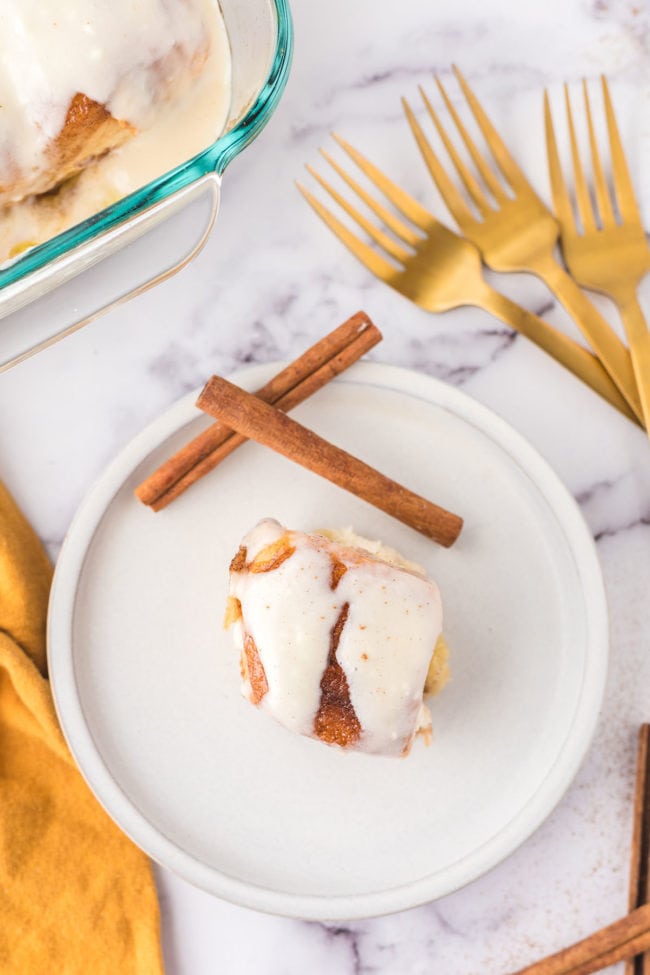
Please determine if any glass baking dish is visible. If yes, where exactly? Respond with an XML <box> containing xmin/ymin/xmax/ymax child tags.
<box><xmin>0</xmin><ymin>0</ymin><xmax>293</xmax><ymax>371</ymax></box>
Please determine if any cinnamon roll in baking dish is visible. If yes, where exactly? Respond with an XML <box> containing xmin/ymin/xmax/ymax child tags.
<box><xmin>0</xmin><ymin>0</ymin><xmax>231</xmax><ymax>259</ymax></box>
<box><xmin>225</xmin><ymin>519</ymin><xmax>449</xmax><ymax>758</ymax></box>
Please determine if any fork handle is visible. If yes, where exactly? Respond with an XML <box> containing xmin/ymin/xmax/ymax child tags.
<box><xmin>534</xmin><ymin>258</ymin><xmax>643</xmax><ymax>423</ymax></box>
<box><xmin>477</xmin><ymin>284</ymin><xmax>642</xmax><ymax>427</ymax></box>
<box><xmin>617</xmin><ymin>294</ymin><xmax>650</xmax><ymax>431</ymax></box>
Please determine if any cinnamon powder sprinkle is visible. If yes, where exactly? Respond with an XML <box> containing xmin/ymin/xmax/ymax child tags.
<box><xmin>329</xmin><ymin>556</ymin><xmax>348</xmax><ymax>591</ymax></box>
<box><xmin>248</xmin><ymin>537</ymin><xmax>296</xmax><ymax>573</ymax></box>
<box><xmin>242</xmin><ymin>632</ymin><xmax>269</xmax><ymax>705</ymax></box>
<box><xmin>229</xmin><ymin>546</ymin><xmax>247</xmax><ymax>573</ymax></box>
<box><xmin>314</xmin><ymin>603</ymin><xmax>361</xmax><ymax>748</ymax></box>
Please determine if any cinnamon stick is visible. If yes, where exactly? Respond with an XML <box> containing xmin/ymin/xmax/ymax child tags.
<box><xmin>626</xmin><ymin>724</ymin><xmax>650</xmax><ymax>975</ymax></box>
<box><xmin>509</xmin><ymin>902</ymin><xmax>650</xmax><ymax>975</ymax></box>
<box><xmin>507</xmin><ymin>726</ymin><xmax>650</xmax><ymax>975</ymax></box>
<box><xmin>196</xmin><ymin>375</ymin><xmax>463</xmax><ymax>547</ymax></box>
<box><xmin>135</xmin><ymin>312</ymin><xmax>381</xmax><ymax>511</ymax></box>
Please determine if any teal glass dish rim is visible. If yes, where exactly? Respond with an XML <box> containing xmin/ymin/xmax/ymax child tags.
<box><xmin>0</xmin><ymin>0</ymin><xmax>293</xmax><ymax>291</ymax></box>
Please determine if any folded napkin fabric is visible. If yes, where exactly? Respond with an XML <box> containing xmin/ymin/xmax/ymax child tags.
<box><xmin>0</xmin><ymin>482</ymin><xmax>164</xmax><ymax>975</ymax></box>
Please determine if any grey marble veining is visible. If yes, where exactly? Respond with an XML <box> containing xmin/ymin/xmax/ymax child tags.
<box><xmin>2</xmin><ymin>0</ymin><xmax>650</xmax><ymax>972</ymax></box>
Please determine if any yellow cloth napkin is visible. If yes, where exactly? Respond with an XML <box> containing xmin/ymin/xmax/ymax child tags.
<box><xmin>0</xmin><ymin>482</ymin><xmax>164</xmax><ymax>974</ymax></box>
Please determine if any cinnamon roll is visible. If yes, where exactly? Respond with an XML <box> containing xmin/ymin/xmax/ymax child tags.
<box><xmin>225</xmin><ymin>519</ymin><xmax>449</xmax><ymax>758</ymax></box>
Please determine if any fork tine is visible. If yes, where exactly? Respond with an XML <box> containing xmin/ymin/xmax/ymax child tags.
<box><xmin>544</xmin><ymin>90</ymin><xmax>577</xmax><ymax>232</ymax></box>
<box><xmin>602</xmin><ymin>75</ymin><xmax>643</xmax><ymax>226</ymax></box>
<box><xmin>332</xmin><ymin>132</ymin><xmax>434</xmax><ymax>232</ymax></box>
<box><xmin>418</xmin><ymin>82</ymin><xmax>491</xmax><ymax>216</ymax></box>
<box><xmin>564</xmin><ymin>84</ymin><xmax>597</xmax><ymax>233</ymax></box>
<box><xmin>433</xmin><ymin>75</ymin><xmax>508</xmax><ymax>204</ymax></box>
<box><xmin>401</xmin><ymin>96</ymin><xmax>475</xmax><ymax>228</ymax></box>
<box><xmin>452</xmin><ymin>65</ymin><xmax>529</xmax><ymax>190</ymax></box>
<box><xmin>318</xmin><ymin>149</ymin><xmax>422</xmax><ymax>248</ymax></box>
<box><xmin>305</xmin><ymin>164</ymin><xmax>413</xmax><ymax>264</ymax></box>
<box><xmin>296</xmin><ymin>181</ymin><xmax>399</xmax><ymax>282</ymax></box>
<box><xmin>582</xmin><ymin>79</ymin><xmax>615</xmax><ymax>228</ymax></box>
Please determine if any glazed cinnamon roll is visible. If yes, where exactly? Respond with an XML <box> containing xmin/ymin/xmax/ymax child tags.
<box><xmin>225</xmin><ymin>519</ymin><xmax>449</xmax><ymax>758</ymax></box>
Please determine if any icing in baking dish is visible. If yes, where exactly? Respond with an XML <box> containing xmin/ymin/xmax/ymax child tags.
<box><xmin>0</xmin><ymin>0</ymin><xmax>232</xmax><ymax>261</ymax></box>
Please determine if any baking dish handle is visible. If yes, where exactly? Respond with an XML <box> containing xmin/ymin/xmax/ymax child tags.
<box><xmin>0</xmin><ymin>172</ymin><xmax>221</xmax><ymax>372</ymax></box>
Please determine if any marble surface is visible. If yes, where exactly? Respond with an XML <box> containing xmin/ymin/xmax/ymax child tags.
<box><xmin>2</xmin><ymin>0</ymin><xmax>650</xmax><ymax>971</ymax></box>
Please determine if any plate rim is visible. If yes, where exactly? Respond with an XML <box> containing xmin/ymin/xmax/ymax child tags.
<box><xmin>47</xmin><ymin>361</ymin><xmax>609</xmax><ymax>920</ymax></box>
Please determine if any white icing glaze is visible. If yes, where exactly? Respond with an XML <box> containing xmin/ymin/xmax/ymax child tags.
<box><xmin>0</xmin><ymin>0</ymin><xmax>231</xmax><ymax>259</ymax></box>
<box><xmin>334</xmin><ymin>556</ymin><xmax>441</xmax><ymax>755</ymax></box>
<box><xmin>229</xmin><ymin>520</ymin><xmax>337</xmax><ymax>736</ymax></box>
<box><xmin>227</xmin><ymin>519</ymin><xmax>444</xmax><ymax>757</ymax></box>
<box><xmin>1</xmin><ymin>0</ymin><xmax>208</xmax><ymax>179</ymax></box>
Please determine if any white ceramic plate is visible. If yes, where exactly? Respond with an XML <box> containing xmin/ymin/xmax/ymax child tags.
<box><xmin>48</xmin><ymin>362</ymin><xmax>608</xmax><ymax>920</ymax></box>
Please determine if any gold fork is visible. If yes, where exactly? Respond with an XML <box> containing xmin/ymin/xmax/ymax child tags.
<box><xmin>402</xmin><ymin>65</ymin><xmax>643</xmax><ymax>424</ymax></box>
<box><xmin>296</xmin><ymin>136</ymin><xmax>638</xmax><ymax>425</ymax></box>
<box><xmin>545</xmin><ymin>78</ymin><xmax>650</xmax><ymax>429</ymax></box>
